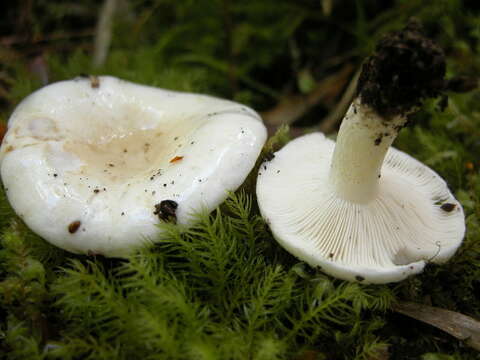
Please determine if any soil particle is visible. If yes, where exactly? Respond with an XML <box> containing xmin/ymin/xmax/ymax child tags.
<box><xmin>374</xmin><ymin>135</ymin><xmax>383</xmax><ymax>146</ymax></box>
<box><xmin>89</xmin><ymin>75</ymin><xmax>100</xmax><ymax>88</ymax></box>
<box><xmin>154</xmin><ymin>200</ymin><xmax>178</xmax><ymax>223</ymax></box>
<box><xmin>68</xmin><ymin>221</ymin><xmax>81</xmax><ymax>234</ymax></box>
<box><xmin>264</xmin><ymin>152</ymin><xmax>275</xmax><ymax>162</ymax></box>
<box><xmin>440</xmin><ymin>203</ymin><xmax>456</xmax><ymax>212</ymax></box>
<box><xmin>357</xmin><ymin>19</ymin><xmax>446</xmax><ymax>118</ymax></box>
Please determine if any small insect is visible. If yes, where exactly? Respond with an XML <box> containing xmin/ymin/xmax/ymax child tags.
<box><xmin>355</xmin><ymin>275</ymin><xmax>365</xmax><ymax>282</ymax></box>
<box><xmin>440</xmin><ymin>203</ymin><xmax>456</xmax><ymax>212</ymax></box>
<box><xmin>68</xmin><ymin>220</ymin><xmax>81</xmax><ymax>234</ymax></box>
<box><xmin>154</xmin><ymin>200</ymin><xmax>178</xmax><ymax>223</ymax></box>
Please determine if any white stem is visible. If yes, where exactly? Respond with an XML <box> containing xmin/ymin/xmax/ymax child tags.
<box><xmin>329</xmin><ymin>99</ymin><xmax>407</xmax><ymax>203</ymax></box>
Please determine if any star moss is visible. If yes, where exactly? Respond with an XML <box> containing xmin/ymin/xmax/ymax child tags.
<box><xmin>1</xmin><ymin>1</ymin><xmax>480</xmax><ymax>358</ymax></box>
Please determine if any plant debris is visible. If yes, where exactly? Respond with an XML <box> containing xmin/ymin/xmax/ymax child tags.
<box><xmin>169</xmin><ymin>156</ymin><xmax>184</xmax><ymax>163</ymax></box>
<box><xmin>153</xmin><ymin>200</ymin><xmax>178</xmax><ymax>222</ymax></box>
<box><xmin>393</xmin><ymin>301</ymin><xmax>480</xmax><ymax>351</ymax></box>
<box><xmin>68</xmin><ymin>220</ymin><xmax>81</xmax><ymax>234</ymax></box>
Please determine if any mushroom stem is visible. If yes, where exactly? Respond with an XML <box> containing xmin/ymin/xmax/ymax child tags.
<box><xmin>329</xmin><ymin>99</ymin><xmax>406</xmax><ymax>203</ymax></box>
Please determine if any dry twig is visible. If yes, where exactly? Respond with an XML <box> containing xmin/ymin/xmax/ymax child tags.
<box><xmin>93</xmin><ymin>0</ymin><xmax>117</xmax><ymax>67</ymax></box>
<box><xmin>261</xmin><ymin>64</ymin><xmax>354</xmax><ymax>128</ymax></box>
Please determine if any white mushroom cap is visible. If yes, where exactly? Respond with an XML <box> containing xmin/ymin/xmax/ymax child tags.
<box><xmin>0</xmin><ymin>76</ymin><xmax>266</xmax><ymax>257</ymax></box>
<box><xmin>257</xmin><ymin>131</ymin><xmax>465</xmax><ymax>284</ymax></box>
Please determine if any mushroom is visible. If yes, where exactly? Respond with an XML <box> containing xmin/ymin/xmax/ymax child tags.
<box><xmin>0</xmin><ymin>76</ymin><xmax>266</xmax><ymax>257</ymax></box>
<box><xmin>256</xmin><ymin>21</ymin><xmax>465</xmax><ymax>284</ymax></box>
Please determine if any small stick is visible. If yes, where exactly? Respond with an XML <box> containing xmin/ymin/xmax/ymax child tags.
<box><xmin>262</xmin><ymin>64</ymin><xmax>354</xmax><ymax>127</ymax></box>
<box><xmin>93</xmin><ymin>0</ymin><xmax>117</xmax><ymax>67</ymax></box>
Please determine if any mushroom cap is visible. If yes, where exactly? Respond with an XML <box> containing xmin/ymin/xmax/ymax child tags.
<box><xmin>0</xmin><ymin>76</ymin><xmax>266</xmax><ymax>257</ymax></box>
<box><xmin>256</xmin><ymin>133</ymin><xmax>465</xmax><ymax>284</ymax></box>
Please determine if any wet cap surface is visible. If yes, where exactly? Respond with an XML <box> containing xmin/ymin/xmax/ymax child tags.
<box><xmin>0</xmin><ymin>76</ymin><xmax>267</xmax><ymax>257</ymax></box>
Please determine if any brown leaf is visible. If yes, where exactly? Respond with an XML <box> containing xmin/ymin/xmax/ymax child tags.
<box><xmin>393</xmin><ymin>301</ymin><xmax>480</xmax><ymax>351</ymax></box>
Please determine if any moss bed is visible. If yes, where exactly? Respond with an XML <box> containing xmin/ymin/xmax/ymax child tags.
<box><xmin>1</xmin><ymin>1</ymin><xmax>479</xmax><ymax>359</ymax></box>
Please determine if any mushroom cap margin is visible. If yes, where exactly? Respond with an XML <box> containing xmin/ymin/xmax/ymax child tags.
<box><xmin>256</xmin><ymin>133</ymin><xmax>465</xmax><ymax>284</ymax></box>
<box><xmin>0</xmin><ymin>76</ymin><xmax>267</xmax><ymax>257</ymax></box>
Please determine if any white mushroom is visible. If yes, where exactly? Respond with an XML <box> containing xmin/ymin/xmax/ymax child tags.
<box><xmin>0</xmin><ymin>76</ymin><xmax>266</xmax><ymax>257</ymax></box>
<box><xmin>256</xmin><ymin>22</ymin><xmax>465</xmax><ymax>284</ymax></box>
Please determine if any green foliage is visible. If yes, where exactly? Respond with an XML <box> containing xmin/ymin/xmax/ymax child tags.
<box><xmin>0</xmin><ymin>193</ymin><xmax>397</xmax><ymax>359</ymax></box>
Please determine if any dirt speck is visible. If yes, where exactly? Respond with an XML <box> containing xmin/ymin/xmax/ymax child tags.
<box><xmin>89</xmin><ymin>75</ymin><xmax>100</xmax><ymax>88</ymax></box>
<box><xmin>264</xmin><ymin>152</ymin><xmax>275</xmax><ymax>162</ymax></box>
<box><xmin>440</xmin><ymin>203</ymin><xmax>456</xmax><ymax>212</ymax></box>
<box><xmin>68</xmin><ymin>221</ymin><xmax>81</xmax><ymax>234</ymax></box>
<box><xmin>154</xmin><ymin>200</ymin><xmax>178</xmax><ymax>223</ymax></box>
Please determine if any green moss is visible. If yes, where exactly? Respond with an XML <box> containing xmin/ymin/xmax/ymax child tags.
<box><xmin>1</xmin><ymin>1</ymin><xmax>480</xmax><ymax>359</ymax></box>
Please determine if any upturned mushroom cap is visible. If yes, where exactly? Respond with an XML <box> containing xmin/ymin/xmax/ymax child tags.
<box><xmin>0</xmin><ymin>76</ymin><xmax>266</xmax><ymax>257</ymax></box>
<box><xmin>256</xmin><ymin>133</ymin><xmax>465</xmax><ymax>284</ymax></box>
